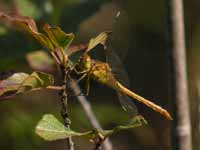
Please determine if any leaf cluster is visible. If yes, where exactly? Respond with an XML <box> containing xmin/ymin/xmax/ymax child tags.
<box><xmin>0</xmin><ymin>12</ymin><xmax>147</xmax><ymax>147</ymax></box>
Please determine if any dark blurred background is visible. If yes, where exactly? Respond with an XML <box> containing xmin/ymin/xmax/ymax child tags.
<box><xmin>0</xmin><ymin>0</ymin><xmax>199</xmax><ymax>150</ymax></box>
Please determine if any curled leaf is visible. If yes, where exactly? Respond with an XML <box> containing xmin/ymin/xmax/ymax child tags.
<box><xmin>0</xmin><ymin>73</ymin><xmax>28</xmax><ymax>97</ymax></box>
<box><xmin>0</xmin><ymin>12</ymin><xmax>54</xmax><ymax>51</ymax></box>
<box><xmin>87</xmin><ymin>32</ymin><xmax>111</xmax><ymax>52</ymax></box>
<box><xmin>35</xmin><ymin>114</ymin><xmax>93</xmax><ymax>141</ymax></box>
<box><xmin>0</xmin><ymin>72</ymin><xmax>54</xmax><ymax>99</ymax></box>
<box><xmin>66</xmin><ymin>43</ymin><xmax>87</xmax><ymax>56</ymax></box>
<box><xmin>102</xmin><ymin>115</ymin><xmax>147</xmax><ymax>137</ymax></box>
<box><xmin>0</xmin><ymin>12</ymin><xmax>38</xmax><ymax>32</ymax></box>
<box><xmin>90</xmin><ymin>115</ymin><xmax>147</xmax><ymax>149</ymax></box>
<box><xmin>43</xmin><ymin>24</ymin><xmax>75</xmax><ymax>51</ymax></box>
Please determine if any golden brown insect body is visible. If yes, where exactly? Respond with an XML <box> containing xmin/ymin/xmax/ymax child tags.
<box><xmin>76</xmin><ymin>53</ymin><xmax>113</xmax><ymax>84</ymax></box>
<box><xmin>76</xmin><ymin>53</ymin><xmax>172</xmax><ymax>120</ymax></box>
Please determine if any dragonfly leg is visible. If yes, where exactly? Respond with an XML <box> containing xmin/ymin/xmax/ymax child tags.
<box><xmin>68</xmin><ymin>92</ymin><xmax>86</xmax><ymax>98</ymax></box>
<box><xmin>74</xmin><ymin>67</ymin><xmax>88</xmax><ymax>75</ymax></box>
<box><xmin>77</xmin><ymin>73</ymin><xmax>87</xmax><ymax>83</ymax></box>
<box><xmin>85</xmin><ymin>75</ymin><xmax>91</xmax><ymax>96</ymax></box>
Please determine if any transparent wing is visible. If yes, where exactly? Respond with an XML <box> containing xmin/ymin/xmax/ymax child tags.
<box><xmin>117</xmin><ymin>92</ymin><xmax>138</xmax><ymax>115</ymax></box>
<box><xmin>105</xmin><ymin>46</ymin><xmax>138</xmax><ymax>116</ymax></box>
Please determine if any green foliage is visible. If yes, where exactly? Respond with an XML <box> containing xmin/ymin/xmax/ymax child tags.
<box><xmin>0</xmin><ymin>72</ymin><xmax>54</xmax><ymax>98</ymax></box>
<box><xmin>86</xmin><ymin>32</ymin><xmax>111</xmax><ymax>52</ymax></box>
<box><xmin>25</xmin><ymin>31</ymin><xmax>110</xmax><ymax>72</ymax></box>
<box><xmin>25</xmin><ymin>31</ymin><xmax>111</xmax><ymax>72</ymax></box>
<box><xmin>0</xmin><ymin>13</ymin><xmax>54</xmax><ymax>51</ymax></box>
<box><xmin>102</xmin><ymin>115</ymin><xmax>147</xmax><ymax>137</ymax></box>
<box><xmin>0</xmin><ymin>13</ymin><xmax>74</xmax><ymax>53</ymax></box>
<box><xmin>43</xmin><ymin>23</ymin><xmax>74</xmax><ymax>51</ymax></box>
<box><xmin>35</xmin><ymin>114</ymin><xmax>147</xmax><ymax>141</ymax></box>
<box><xmin>0</xmin><ymin>12</ymin><xmax>151</xmax><ymax>148</ymax></box>
<box><xmin>35</xmin><ymin>114</ymin><xmax>92</xmax><ymax>141</ymax></box>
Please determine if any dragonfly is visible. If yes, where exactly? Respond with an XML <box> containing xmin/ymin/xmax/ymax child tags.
<box><xmin>72</xmin><ymin>37</ymin><xmax>172</xmax><ymax>120</ymax></box>
<box><xmin>68</xmin><ymin>11</ymin><xmax>172</xmax><ymax>120</ymax></box>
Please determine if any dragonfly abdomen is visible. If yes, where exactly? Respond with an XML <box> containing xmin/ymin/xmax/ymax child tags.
<box><xmin>115</xmin><ymin>81</ymin><xmax>173</xmax><ymax>120</ymax></box>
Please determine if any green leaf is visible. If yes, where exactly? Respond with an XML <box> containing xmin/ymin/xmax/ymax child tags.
<box><xmin>32</xmin><ymin>33</ymin><xmax>54</xmax><ymax>51</ymax></box>
<box><xmin>0</xmin><ymin>72</ymin><xmax>54</xmax><ymax>99</ymax></box>
<box><xmin>102</xmin><ymin>115</ymin><xmax>147</xmax><ymax>137</ymax></box>
<box><xmin>43</xmin><ymin>24</ymin><xmax>74</xmax><ymax>51</ymax></box>
<box><xmin>17</xmin><ymin>72</ymin><xmax>54</xmax><ymax>93</ymax></box>
<box><xmin>0</xmin><ymin>13</ymin><xmax>54</xmax><ymax>51</ymax></box>
<box><xmin>35</xmin><ymin>114</ymin><xmax>146</xmax><ymax>142</ymax></box>
<box><xmin>26</xmin><ymin>50</ymin><xmax>55</xmax><ymax>72</ymax></box>
<box><xmin>35</xmin><ymin>114</ymin><xmax>93</xmax><ymax>141</ymax></box>
<box><xmin>86</xmin><ymin>32</ymin><xmax>111</xmax><ymax>52</ymax></box>
<box><xmin>0</xmin><ymin>73</ymin><xmax>29</xmax><ymax>97</ymax></box>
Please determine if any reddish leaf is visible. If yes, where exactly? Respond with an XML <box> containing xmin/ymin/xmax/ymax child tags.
<box><xmin>67</xmin><ymin>43</ymin><xmax>88</xmax><ymax>56</ymax></box>
<box><xmin>0</xmin><ymin>12</ymin><xmax>54</xmax><ymax>51</ymax></box>
<box><xmin>0</xmin><ymin>12</ymin><xmax>38</xmax><ymax>32</ymax></box>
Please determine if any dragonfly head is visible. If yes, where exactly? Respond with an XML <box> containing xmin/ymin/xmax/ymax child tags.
<box><xmin>75</xmin><ymin>53</ymin><xmax>91</xmax><ymax>73</ymax></box>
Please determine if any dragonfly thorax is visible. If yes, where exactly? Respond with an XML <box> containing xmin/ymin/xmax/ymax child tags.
<box><xmin>90</xmin><ymin>61</ymin><xmax>116</xmax><ymax>88</ymax></box>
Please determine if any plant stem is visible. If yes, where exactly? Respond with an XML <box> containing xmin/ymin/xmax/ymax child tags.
<box><xmin>165</xmin><ymin>0</ymin><xmax>192</xmax><ymax>149</ymax></box>
<box><xmin>69</xmin><ymin>79</ymin><xmax>113</xmax><ymax>150</ymax></box>
<box><xmin>60</xmin><ymin>65</ymin><xmax>74</xmax><ymax>150</ymax></box>
<box><xmin>94</xmin><ymin>136</ymin><xmax>106</xmax><ymax>150</ymax></box>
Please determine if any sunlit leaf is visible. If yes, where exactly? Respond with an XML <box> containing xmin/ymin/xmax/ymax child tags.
<box><xmin>35</xmin><ymin>114</ymin><xmax>146</xmax><ymax>141</ymax></box>
<box><xmin>43</xmin><ymin>24</ymin><xmax>74</xmax><ymax>51</ymax></box>
<box><xmin>17</xmin><ymin>72</ymin><xmax>54</xmax><ymax>93</ymax></box>
<box><xmin>0</xmin><ymin>13</ymin><xmax>54</xmax><ymax>51</ymax></box>
<box><xmin>35</xmin><ymin>114</ymin><xmax>93</xmax><ymax>141</ymax></box>
<box><xmin>32</xmin><ymin>33</ymin><xmax>54</xmax><ymax>51</ymax></box>
<box><xmin>26</xmin><ymin>50</ymin><xmax>55</xmax><ymax>72</ymax></box>
<box><xmin>87</xmin><ymin>32</ymin><xmax>111</xmax><ymax>52</ymax></box>
<box><xmin>0</xmin><ymin>72</ymin><xmax>54</xmax><ymax>99</ymax></box>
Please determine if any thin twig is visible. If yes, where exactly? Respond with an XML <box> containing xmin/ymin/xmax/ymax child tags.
<box><xmin>69</xmin><ymin>79</ymin><xmax>113</xmax><ymax>150</ymax></box>
<box><xmin>59</xmin><ymin>66</ymin><xmax>74</xmax><ymax>150</ymax></box>
<box><xmin>166</xmin><ymin>0</ymin><xmax>192</xmax><ymax>149</ymax></box>
<box><xmin>46</xmin><ymin>85</ymin><xmax>63</xmax><ymax>90</ymax></box>
<box><xmin>30</xmin><ymin>85</ymin><xmax>63</xmax><ymax>92</ymax></box>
